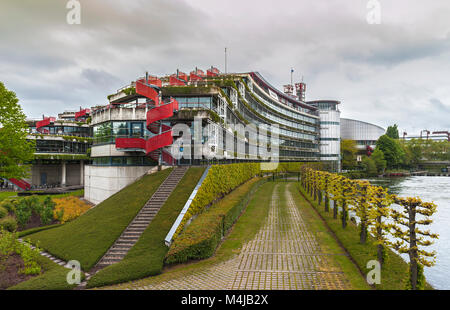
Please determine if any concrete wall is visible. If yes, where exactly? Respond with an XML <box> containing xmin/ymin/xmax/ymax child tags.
<box><xmin>26</xmin><ymin>163</ymin><xmax>82</xmax><ymax>187</ymax></box>
<box><xmin>84</xmin><ymin>165</ymin><xmax>151</xmax><ymax>205</ymax></box>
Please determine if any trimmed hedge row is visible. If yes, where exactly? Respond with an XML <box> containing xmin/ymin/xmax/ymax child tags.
<box><xmin>165</xmin><ymin>177</ymin><xmax>265</xmax><ymax>264</ymax></box>
<box><xmin>173</xmin><ymin>163</ymin><xmax>262</xmax><ymax>239</ymax></box>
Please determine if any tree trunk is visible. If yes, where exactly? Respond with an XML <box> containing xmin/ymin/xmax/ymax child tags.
<box><xmin>325</xmin><ymin>194</ymin><xmax>329</xmax><ymax>212</ymax></box>
<box><xmin>409</xmin><ymin>205</ymin><xmax>418</xmax><ymax>290</ymax></box>
<box><xmin>376</xmin><ymin>215</ymin><xmax>384</xmax><ymax>266</ymax></box>
<box><xmin>360</xmin><ymin>222</ymin><xmax>367</xmax><ymax>244</ymax></box>
<box><xmin>333</xmin><ymin>200</ymin><xmax>338</xmax><ymax>219</ymax></box>
<box><xmin>341</xmin><ymin>199</ymin><xmax>347</xmax><ymax>228</ymax></box>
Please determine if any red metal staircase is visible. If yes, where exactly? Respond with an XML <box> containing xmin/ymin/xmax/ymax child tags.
<box><xmin>36</xmin><ymin>117</ymin><xmax>56</xmax><ymax>134</ymax></box>
<box><xmin>8</xmin><ymin>178</ymin><xmax>31</xmax><ymax>190</ymax></box>
<box><xmin>115</xmin><ymin>79</ymin><xmax>179</xmax><ymax>165</ymax></box>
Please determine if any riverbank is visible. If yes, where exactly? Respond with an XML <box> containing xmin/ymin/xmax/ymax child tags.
<box><xmin>297</xmin><ymin>184</ymin><xmax>434</xmax><ymax>290</ymax></box>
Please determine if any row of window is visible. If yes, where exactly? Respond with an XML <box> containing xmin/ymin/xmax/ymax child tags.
<box><xmin>29</xmin><ymin>126</ymin><xmax>91</xmax><ymax>137</ymax></box>
<box><xmin>34</xmin><ymin>140</ymin><xmax>90</xmax><ymax>154</ymax></box>
<box><xmin>92</xmin><ymin>156</ymin><xmax>156</xmax><ymax>166</ymax></box>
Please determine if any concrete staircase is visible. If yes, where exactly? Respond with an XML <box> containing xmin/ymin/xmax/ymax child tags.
<box><xmin>94</xmin><ymin>166</ymin><xmax>188</xmax><ymax>270</ymax></box>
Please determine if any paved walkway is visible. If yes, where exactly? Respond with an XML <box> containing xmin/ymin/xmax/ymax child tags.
<box><xmin>111</xmin><ymin>183</ymin><xmax>350</xmax><ymax>290</ymax></box>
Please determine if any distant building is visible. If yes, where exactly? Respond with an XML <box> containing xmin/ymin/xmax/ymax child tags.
<box><xmin>340</xmin><ymin>118</ymin><xmax>385</xmax><ymax>152</ymax></box>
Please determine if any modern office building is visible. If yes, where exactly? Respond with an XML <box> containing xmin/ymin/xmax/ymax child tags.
<box><xmin>307</xmin><ymin>100</ymin><xmax>341</xmax><ymax>171</ymax></box>
<box><xmin>85</xmin><ymin>68</ymin><xmax>344</xmax><ymax>203</ymax></box>
<box><xmin>19</xmin><ymin>109</ymin><xmax>92</xmax><ymax>189</ymax></box>
<box><xmin>340</xmin><ymin>118</ymin><xmax>385</xmax><ymax>152</ymax></box>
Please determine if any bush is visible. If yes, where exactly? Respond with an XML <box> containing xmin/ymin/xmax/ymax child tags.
<box><xmin>0</xmin><ymin>206</ymin><xmax>7</xmax><ymax>219</ymax></box>
<box><xmin>15</xmin><ymin>199</ymin><xmax>32</xmax><ymax>228</ymax></box>
<box><xmin>166</xmin><ymin>177</ymin><xmax>264</xmax><ymax>264</ymax></box>
<box><xmin>0</xmin><ymin>199</ymin><xmax>17</xmax><ymax>213</ymax></box>
<box><xmin>0</xmin><ymin>216</ymin><xmax>18</xmax><ymax>232</ymax></box>
<box><xmin>173</xmin><ymin>163</ymin><xmax>262</xmax><ymax>239</ymax></box>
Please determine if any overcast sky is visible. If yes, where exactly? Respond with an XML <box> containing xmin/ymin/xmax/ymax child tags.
<box><xmin>1</xmin><ymin>0</ymin><xmax>450</xmax><ymax>135</ymax></box>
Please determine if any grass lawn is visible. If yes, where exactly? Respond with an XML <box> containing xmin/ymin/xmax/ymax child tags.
<box><xmin>26</xmin><ymin>168</ymin><xmax>172</xmax><ymax>271</ymax></box>
<box><xmin>287</xmin><ymin>183</ymin><xmax>370</xmax><ymax>290</ymax></box>
<box><xmin>7</xmin><ymin>251</ymin><xmax>85</xmax><ymax>290</ymax></box>
<box><xmin>297</xmin><ymin>183</ymin><xmax>433</xmax><ymax>290</ymax></box>
<box><xmin>0</xmin><ymin>192</ymin><xmax>17</xmax><ymax>202</ymax></box>
<box><xmin>101</xmin><ymin>179</ymin><xmax>276</xmax><ymax>289</ymax></box>
<box><xmin>87</xmin><ymin>167</ymin><xmax>206</xmax><ymax>288</ymax></box>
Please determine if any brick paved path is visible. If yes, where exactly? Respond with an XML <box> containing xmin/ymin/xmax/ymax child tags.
<box><xmin>114</xmin><ymin>183</ymin><xmax>351</xmax><ymax>290</ymax></box>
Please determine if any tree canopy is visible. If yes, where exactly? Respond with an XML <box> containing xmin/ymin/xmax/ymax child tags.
<box><xmin>0</xmin><ymin>82</ymin><xmax>35</xmax><ymax>179</ymax></box>
<box><xmin>386</xmin><ymin>124</ymin><xmax>400</xmax><ymax>139</ymax></box>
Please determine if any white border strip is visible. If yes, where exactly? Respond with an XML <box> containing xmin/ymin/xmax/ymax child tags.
<box><xmin>164</xmin><ymin>165</ymin><xmax>211</xmax><ymax>246</ymax></box>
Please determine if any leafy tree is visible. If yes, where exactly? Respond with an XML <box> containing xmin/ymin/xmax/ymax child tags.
<box><xmin>341</xmin><ymin>139</ymin><xmax>358</xmax><ymax>170</ymax></box>
<box><xmin>361</xmin><ymin>156</ymin><xmax>377</xmax><ymax>176</ymax></box>
<box><xmin>386</xmin><ymin>124</ymin><xmax>400</xmax><ymax>139</ymax></box>
<box><xmin>0</xmin><ymin>82</ymin><xmax>35</xmax><ymax>180</ymax></box>
<box><xmin>375</xmin><ymin>135</ymin><xmax>404</xmax><ymax>169</ymax></box>
<box><xmin>370</xmin><ymin>149</ymin><xmax>387</xmax><ymax>173</ymax></box>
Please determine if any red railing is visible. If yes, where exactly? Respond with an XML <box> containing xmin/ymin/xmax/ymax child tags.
<box><xmin>75</xmin><ymin>108</ymin><xmax>90</xmax><ymax>121</ymax></box>
<box><xmin>169</xmin><ymin>75</ymin><xmax>187</xmax><ymax>86</ymax></box>
<box><xmin>9</xmin><ymin>178</ymin><xmax>31</xmax><ymax>190</ymax></box>
<box><xmin>115</xmin><ymin>79</ymin><xmax>178</xmax><ymax>165</ymax></box>
<box><xmin>36</xmin><ymin>117</ymin><xmax>56</xmax><ymax>134</ymax></box>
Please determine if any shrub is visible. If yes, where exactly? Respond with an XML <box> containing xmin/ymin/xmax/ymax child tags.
<box><xmin>40</xmin><ymin>197</ymin><xmax>55</xmax><ymax>225</ymax></box>
<box><xmin>0</xmin><ymin>206</ymin><xmax>7</xmax><ymax>219</ymax></box>
<box><xmin>166</xmin><ymin>177</ymin><xmax>264</xmax><ymax>264</ymax></box>
<box><xmin>15</xmin><ymin>199</ymin><xmax>32</xmax><ymax>228</ymax></box>
<box><xmin>0</xmin><ymin>216</ymin><xmax>18</xmax><ymax>232</ymax></box>
<box><xmin>52</xmin><ymin>196</ymin><xmax>90</xmax><ymax>223</ymax></box>
<box><xmin>173</xmin><ymin>163</ymin><xmax>261</xmax><ymax>239</ymax></box>
<box><xmin>0</xmin><ymin>199</ymin><xmax>17</xmax><ymax>213</ymax></box>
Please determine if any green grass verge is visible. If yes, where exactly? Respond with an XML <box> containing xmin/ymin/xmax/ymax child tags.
<box><xmin>297</xmin><ymin>183</ymin><xmax>433</xmax><ymax>290</ymax></box>
<box><xmin>86</xmin><ymin>167</ymin><xmax>206</xmax><ymax>288</ymax></box>
<box><xmin>17</xmin><ymin>224</ymin><xmax>63</xmax><ymax>238</ymax></box>
<box><xmin>7</xmin><ymin>253</ymin><xmax>85</xmax><ymax>290</ymax></box>
<box><xmin>0</xmin><ymin>192</ymin><xmax>17</xmax><ymax>202</ymax></box>
<box><xmin>286</xmin><ymin>183</ymin><xmax>370</xmax><ymax>290</ymax></box>
<box><xmin>100</xmin><ymin>180</ymin><xmax>276</xmax><ymax>289</ymax></box>
<box><xmin>26</xmin><ymin>168</ymin><xmax>172</xmax><ymax>271</ymax></box>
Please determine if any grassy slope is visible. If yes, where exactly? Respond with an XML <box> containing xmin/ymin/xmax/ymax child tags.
<box><xmin>298</xmin><ymin>184</ymin><xmax>433</xmax><ymax>290</ymax></box>
<box><xmin>0</xmin><ymin>192</ymin><xmax>17</xmax><ymax>202</ymax></box>
<box><xmin>87</xmin><ymin>167</ymin><xmax>205</xmax><ymax>288</ymax></box>
<box><xmin>26</xmin><ymin>168</ymin><xmax>172</xmax><ymax>271</ymax></box>
<box><xmin>100</xmin><ymin>180</ymin><xmax>276</xmax><ymax>289</ymax></box>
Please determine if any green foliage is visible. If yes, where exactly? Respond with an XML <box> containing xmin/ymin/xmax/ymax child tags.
<box><xmin>341</xmin><ymin>139</ymin><xmax>358</xmax><ymax>170</ymax></box>
<box><xmin>0</xmin><ymin>82</ymin><xmax>36</xmax><ymax>180</ymax></box>
<box><xmin>0</xmin><ymin>216</ymin><xmax>17</xmax><ymax>232</ymax></box>
<box><xmin>173</xmin><ymin>163</ymin><xmax>261</xmax><ymax>239</ymax></box>
<box><xmin>370</xmin><ymin>148</ymin><xmax>387</xmax><ymax>173</ymax></box>
<box><xmin>376</xmin><ymin>135</ymin><xmax>405</xmax><ymax>169</ymax></box>
<box><xmin>15</xmin><ymin>199</ymin><xmax>32</xmax><ymax>228</ymax></box>
<box><xmin>166</xmin><ymin>178</ymin><xmax>264</xmax><ymax>265</ymax></box>
<box><xmin>386</xmin><ymin>124</ymin><xmax>400</xmax><ymax>139</ymax></box>
<box><xmin>361</xmin><ymin>156</ymin><xmax>378</xmax><ymax>177</ymax></box>
<box><xmin>0</xmin><ymin>206</ymin><xmax>7</xmax><ymax>219</ymax></box>
<box><xmin>15</xmin><ymin>239</ymin><xmax>42</xmax><ymax>275</ymax></box>
<box><xmin>40</xmin><ymin>197</ymin><xmax>55</xmax><ymax>225</ymax></box>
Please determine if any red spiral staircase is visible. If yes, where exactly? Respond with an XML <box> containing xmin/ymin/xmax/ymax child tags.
<box><xmin>75</xmin><ymin>108</ymin><xmax>91</xmax><ymax>121</ymax></box>
<box><xmin>115</xmin><ymin>79</ymin><xmax>179</xmax><ymax>165</ymax></box>
<box><xmin>8</xmin><ymin>178</ymin><xmax>31</xmax><ymax>190</ymax></box>
<box><xmin>36</xmin><ymin>117</ymin><xmax>56</xmax><ymax>134</ymax></box>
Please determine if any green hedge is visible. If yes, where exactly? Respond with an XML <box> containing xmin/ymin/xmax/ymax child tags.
<box><xmin>165</xmin><ymin>177</ymin><xmax>265</xmax><ymax>265</ymax></box>
<box><xmin>173</xmin><ymin>163</ymin><xmax>261</xmax><ymax>239</ymax></box>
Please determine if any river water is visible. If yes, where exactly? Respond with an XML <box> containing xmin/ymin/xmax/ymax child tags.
<box><xmin>367</xmin><ymin>176</ymin><xmax>450</xmax><ymax>290</ymax></box>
